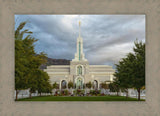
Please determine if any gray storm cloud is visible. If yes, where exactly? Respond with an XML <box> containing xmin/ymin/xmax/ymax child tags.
<box><xmin>15</xmin><ymin>15</ymin><xmax>145</xmax><ymax>68</ymax></box>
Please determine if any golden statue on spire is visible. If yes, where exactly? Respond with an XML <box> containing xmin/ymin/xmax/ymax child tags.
<box><xmin>79</xmin><ymin>20</ymin><xmax>81</xmax><ymax>27</ymax></box>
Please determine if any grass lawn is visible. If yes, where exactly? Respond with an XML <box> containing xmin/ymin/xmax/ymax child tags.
<box><xmin>17</xmin><ymin>95</ymin><xmax>145</xmax><ymax>101</ymax></box>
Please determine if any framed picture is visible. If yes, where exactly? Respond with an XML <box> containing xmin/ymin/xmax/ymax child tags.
<box><xmin>14</xmin><ymin>14</ymin><xmax>145</xmax><ymax>102</ymax></box>
<box><xmin>0</xmin><ymin>0</ymin><xmax>160</xmax><ymax>116</ymax></box>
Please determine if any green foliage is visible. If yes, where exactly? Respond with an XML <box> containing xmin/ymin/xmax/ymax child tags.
<box><xmin>61</xmin><ymin>90</ymin><xmax>69</xmax><ymax>96</ymax></box>
<box><xmin>132</xmin><ymin>40</ymin><xmax>145</xmax><ymax>89</ymax></box>
<box><xmin>15</xmin><ymin>22</ymin><xmax>36</xmax><ymax>91</ymax></box>
<box><xmin>52</xmin><ymin>82</ymin><xmax>59</xmax><ymax>89</ymax></box>
<box><xmin>54</xmin><ymin>90</ymin><xmax>61</xmax><ymax>96</ymax></box>
<box><xmin>100</xmin><ymin>82</ymin><xmax>109</xmax><ymax>89</ymax></box>
<box><xmin>68</xmin><ymin>81</ymin><xmax>73</xmax><ymax>89</ymax></box>
<box><xmin>86</xmin><ymin>81</ymin><xmax>92</xmax><ymax>88</ymax></box>
<box><xmin>114</xmin><ymin>54</ymin><xmax>134</xmax><ymax>89</ymax></box>
<box><xmin>109</xmin><ymin>79</ymin><xmax>120</xmax><ymax>96</ymax></box>
<box><xmin>15</xmin><ymin>21</ymin><xmax>52</xmax><ymax>99</ymax></box>
<box><xmin>73</xmin><ymin>89</ymin><xmax>84</xmax><ymax>96</ymax></box>
<box><xmin>109</xmin><ymin>82</ymin><xmax>119</xmax><ymax>92</ymax></box>
<box><xmin>15</xmin><ymin>22</ymin><xmax>32</xmax><ymax>40</ymax></box>
<box><xmin>89</xmin><ymin>90</ymin><xmax>101</xmax><ymax>95</ymax></box>
<box><xmin>36</xmin><ymin>70</ymin><xmax>52</xmax><ymax>94</ymax></box>
<box><xmin>114</xmin><ymin>40</ymin><xmax>145</xmax><ymax>100</ymax></box>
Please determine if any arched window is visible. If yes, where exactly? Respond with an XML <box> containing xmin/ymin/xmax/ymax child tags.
<box><xmin>61</xmin><ymin>80</ymin><xmax>67</xmax><ymax>89</ymax></box>
<box><xmin>76</xmin><ymin>77</ymin><xmax>83</xmax><ymax>89</ymax></box>
<box><xmin>77</xmin><ymin>65</ymin><xmax>82</xmax><ymax>75</ymax></box>
<box><xmin>93</xmin><ymin>80</ymin><xmax>98</xmax><ymax>90</ymax></box>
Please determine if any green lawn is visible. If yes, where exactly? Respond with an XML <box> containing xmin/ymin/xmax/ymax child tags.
<box><xmin>17</xmin><ymin>95</ymin><xmax>145</xmax><ymax>101</ymax></box>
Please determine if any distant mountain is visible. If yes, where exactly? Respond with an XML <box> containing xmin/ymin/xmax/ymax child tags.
<box><xmin>40</xmin><ymin>57</ymin><xmax>70</xmax><ymax>70</ymax></box>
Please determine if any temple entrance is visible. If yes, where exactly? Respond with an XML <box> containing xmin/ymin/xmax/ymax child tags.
<box><xmin>93</xmin><ymin>80</ymin><xmax>98</xmax><ymax>90</ymax></box>
<box><xmin>76</xmin><ymin>77</ymin><xmax>83</xmax><ymax>89</ymax></box>
<box><xmin>61</xmin><ymin>80</ymin><xmax>67</xmax><ymax>89</ymax></box>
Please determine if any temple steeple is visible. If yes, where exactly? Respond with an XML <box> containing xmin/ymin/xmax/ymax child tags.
<box><xmin>72</xmin><ymin>21</ymin><xmax>87</xmax><ymax>62</ymax></box>
<box><xmin>79</xmin><ymin>21</ymin><xmax>81</xmax><ymax>37</ymax></box>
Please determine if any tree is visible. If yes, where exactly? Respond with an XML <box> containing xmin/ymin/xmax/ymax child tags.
<box><xmin>114</xmin><ymin>53</ymin><xmax>135</xmax><ymax>98</ymax></box>
<box><xmin>68</xmin><ymin>81</ymin><xmax>73</xmax><ymax>89</ymax></box>
<box><xmin>109</xmin><ymin>78</ymin><xmax>120</xmax><ymax>96</ymax></box>
<box><xmin>24</xmin><ymin>39</ymin><xmax>49</xmax><ymax>98</ymax></box>
<box><xmin>26</xmin><ymin>51</ymin><xmax>47</xmax><ymax>98</ymax></box>
<box><xmin>15</xmin><ymin>22</ymin><xmax>33</xmax><ymax>100</ymax></box>
<box><xmin>43</xmin><ymin>81</ymin><xmax>52</xmax><ymax>94</ymax></box>
<box><xmin>114</xmin><ymin>40</ymin><xmax>145</xmax><ymax>100</ymax></box>
<box><xmin>15</xmin><ymin>21</ymin><xmax>50</xmax><ymax>99</ymax></box>
<box><xmin>28</xmin><ymin>70</ymin><xmax>38</xmax><ymax>98</ymax></box>
<box><xmin>86</xmin><ymin>81</ymin><xmax>92</xmax><ymax>89</ymax></box>
<box><xmin>131</xmin><ymin>41</ymin><xmax>145</xmax><ymax>100</ymax></box>
<box><xmin>35</xmin><ymin>70</ymin><xmax>51</xmax><ymax>96</ymax></box>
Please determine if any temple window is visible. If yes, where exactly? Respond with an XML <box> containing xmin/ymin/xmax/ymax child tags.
<box><xmin>77</xmin><ymin>65</ymin><xmax>82</xmax><ymax>75</ymax></box>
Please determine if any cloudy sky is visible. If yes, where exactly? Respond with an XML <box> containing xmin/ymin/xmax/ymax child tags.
<box><xmin>15</xmin><ymin>15</ymin><xmax>145</xmax><ymax>68</ymax></box>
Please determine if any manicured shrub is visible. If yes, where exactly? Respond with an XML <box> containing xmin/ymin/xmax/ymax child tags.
<box><xmin>89</xmin><ymin>90</ymin><xmax>101</xmax><ymax>95</ymax></box>
<box><xmin>68</xmin><ymin>81</ymin><xmax>73</xmax><ymax>89</ymax></box>
<box><xmin>53</xmin><ymin>82</ymin><xmax>59</xmax><ymax>89</ymax></box>
<box><xmin>61</xmin><ymin>90</ymin><xmax>69</xmax><ymax>96</ymax></box>
<box><xmin>86</xmin><ymin>81</ymin><xmax>92</xmax><ymax>88</ymax></box>
<box><xmin>73</xmin><ymin>89</ymin><xmax>85</xmax><ymax>96</ymax></box>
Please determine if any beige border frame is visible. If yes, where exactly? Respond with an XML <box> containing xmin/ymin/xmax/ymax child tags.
<box><xmin>0</xmin><ymin>0</ymin><xmax>160</xmax><ymax>116</ymax></box>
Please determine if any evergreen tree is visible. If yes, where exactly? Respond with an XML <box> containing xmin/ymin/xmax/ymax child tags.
<box><xmin>131</xmin><ymin>41</ymin><xmax>145</xmax><ymax>100</ymax></box>
<box><xmin>109</xmin><ymin>78</ymin><xmax>120</xmax><ymax>96</ymax></box>
<box><xmin>114</xmin><ymin>40</ymin><xmax>145</xmax><ymax>100</ymax></box>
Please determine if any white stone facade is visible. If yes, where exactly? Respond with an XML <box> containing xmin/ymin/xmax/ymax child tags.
<box><xmin>44</xmin><ymin>21</ymin><xmax>115</xmax><ymax>89</ymax></box>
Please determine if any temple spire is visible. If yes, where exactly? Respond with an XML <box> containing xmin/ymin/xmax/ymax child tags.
<box><xmin>72</xmin><ymin>20</ymin><xmax>87</xmax><ymax>62</ymax></box>
<box><xmin>79</xmin><ymin>20</ymin><xmax>81</xmax><ymax>37</ymax></box>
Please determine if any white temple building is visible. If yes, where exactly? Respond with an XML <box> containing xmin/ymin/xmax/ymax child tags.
<box><xmin>44</xmin><ymin>21</ymin><xmax>115</xmax><ymax>90</ymax></box>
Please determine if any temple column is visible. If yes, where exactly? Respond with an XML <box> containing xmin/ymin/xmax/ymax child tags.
<box><xmin>59</xmin><ymin>81</ymin><xmax>61</xmax><ymax>90</ymax></box>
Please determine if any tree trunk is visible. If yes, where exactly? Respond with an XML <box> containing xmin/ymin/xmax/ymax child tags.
<box><xmin>126</xmin><ymin>89</ymin><xmax>128</xmax><ymax>98</ymax></box>
<box><xmin>116</xmin><ymin>91</ymin><xmax>119</xmax><ymax>96</ymax></box>
<box><xmin>117</xmin><ymin>88</ymin><xmax>120</xmax><ymax>96</ymax></box>
<box><xmin>15</xmin><ymin>90</ymin><xmax>19</xmax><ymax>101</ymax></box>
<box><xmin>137</xmin><ymin>88</ymin><xmax>141</xmax><ymax>101</ymax></box>
<box><xmin>29</xmin><ymin>92</ymin><xmax>32</xmax><ymax>98</ymax></box>
<box><xmin>40</xmin><ymin>93</ymin><xmax>41</xmax><ymax>96</ymax></box>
